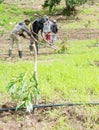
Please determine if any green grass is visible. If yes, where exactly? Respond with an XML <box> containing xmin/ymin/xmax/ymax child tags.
<box><xmin>79</xmin><ymin>7</ymin><xmax>95</xmax><ymax>15</ymax></box>
<box><xmin>0</xmin><ymin>4</ymin><xmax>23</xmax><ymax>29</ymax></box>
<box><xmin>59</xmin><ymin>3</ymin><xmax>99</xmax><ymax>30</ymax></box>
<box><xmin>0</xmin><ymin>1</ymin><xmax>99</xmax><ymax>33</ymax></box>
<box><xmin>0</xmin><ymin>41</ymin><xmax>98</xmax><ymax>129</ymax></box>
<box><xmin>0</xmin><ymin>39</ymin><xmax>99</xmax><ymax>103</ymax></box>
<box><xmin>0</xmin><ymin>2</ymin><xmax>99</xmax><ymax>129</ymax></box>
<box><xmin>0</xmin><ymin>3</ymin><xmax>47</xmax><ymax>31</ymax></box>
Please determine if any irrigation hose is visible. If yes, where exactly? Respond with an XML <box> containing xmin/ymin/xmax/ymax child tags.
<box><xmin>0</xmin><ymin>102</ymin><xmax>99</xmax><ymax>112</ymax></box>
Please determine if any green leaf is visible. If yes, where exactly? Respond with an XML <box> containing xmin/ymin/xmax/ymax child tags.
<box><xmin>23</xmin><ymin>97</ymin><xmax>28</xmax><ymax>101</ymax></box>
<box><xmin>28</xmin><ymin>93</ymin><xmax>32</xmax><ymax>102</ymax></box>
<box><xmin>6</xmin><ymin>71</ymin><xmax>39</xmax><ymax>113</ymax></box>
<box><xmin>16</xmin><ymin>101</ymin><xmax>25</xmax><ymax>111</ymax></box>
<box><xmin>21</xmin><ymin>82</ymin><xmax>27</xmax><ymax>92</ymax></box>
<box><xmin>6</xmin><ymin>81</ymin><xmax>15</xmax><ymax>91</ymax></box>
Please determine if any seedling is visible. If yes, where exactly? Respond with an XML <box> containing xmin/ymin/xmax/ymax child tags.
<box><xmin>6</xmin><ymin>43</ymin><xmax>39</xmax><ymax>112</ymax></box>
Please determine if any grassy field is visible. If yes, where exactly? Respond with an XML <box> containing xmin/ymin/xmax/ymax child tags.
<box><xmin>0</xmin><ymin>39</ymin><xmax>99</xmax><ymax>101</ymax></box>
<box><xmin>0</xmin><ymin>39</ymin><xmax>99</xmax><ymax>129</ymax></box>
<box><xmin>0</xmin><ymin>1</ymin><xmax>99</xmax><ymax>129</ymax></box>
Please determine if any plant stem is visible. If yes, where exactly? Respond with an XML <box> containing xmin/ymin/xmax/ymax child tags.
<box><xmin>32</xmin><ymin>43</ymin><xmax>38</xmax><ymax>104</ymax></box>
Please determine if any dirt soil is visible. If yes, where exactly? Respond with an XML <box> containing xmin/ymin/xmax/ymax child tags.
<box><xmin>0</xmin><ymin>28</ymin><xmax>99</xmax><ymax>62</ymax></box>
<box><xmin>0</xmin><ymin>102</ymin><xmax>99</xmax><ymax>130</ymax></box>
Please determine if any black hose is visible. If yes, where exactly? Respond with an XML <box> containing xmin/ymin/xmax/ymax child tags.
<box><xmin>0</xmin><ymin>102</ymin><xmax>99</xmax><ymax>112</ymax></box>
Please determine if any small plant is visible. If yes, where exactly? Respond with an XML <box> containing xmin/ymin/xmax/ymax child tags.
<box><xmin>6</xmin><ymin>43</ymin><xmax>39</xmax><ymax>113</ymax></box>
<box><xmin>6</xmin><ymin>72</ymin><xmax>39</xmax><ymax>112</ymax></box>
<box><xmin>95</xmin><ymin>39</ymin><xmax>99</xmax><ymax>47</ymax></box>
<box><xmin>56</xmin><ymin>40</ymin><xmax>69</xmax><ymax>54</ymax></box>
<box><xmin>84</xmin><ymin>20</ymin><xmax>91</xmax><ymax>28</ymax></box>
<box><xmin>58</xmin><ymin>45</ymin><xmax>67</xmax><ymax>54</ymax></box>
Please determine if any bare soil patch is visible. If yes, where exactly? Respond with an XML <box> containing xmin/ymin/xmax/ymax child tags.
<box><xmin>67</xmin><ymin>28</ymin><xmax>99</xmax><ymax>40</ymax></box>
<box><xmin>0</xmin><ymin>102</ymin><xmax>99</xmax><ymax>130</ymax></box>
